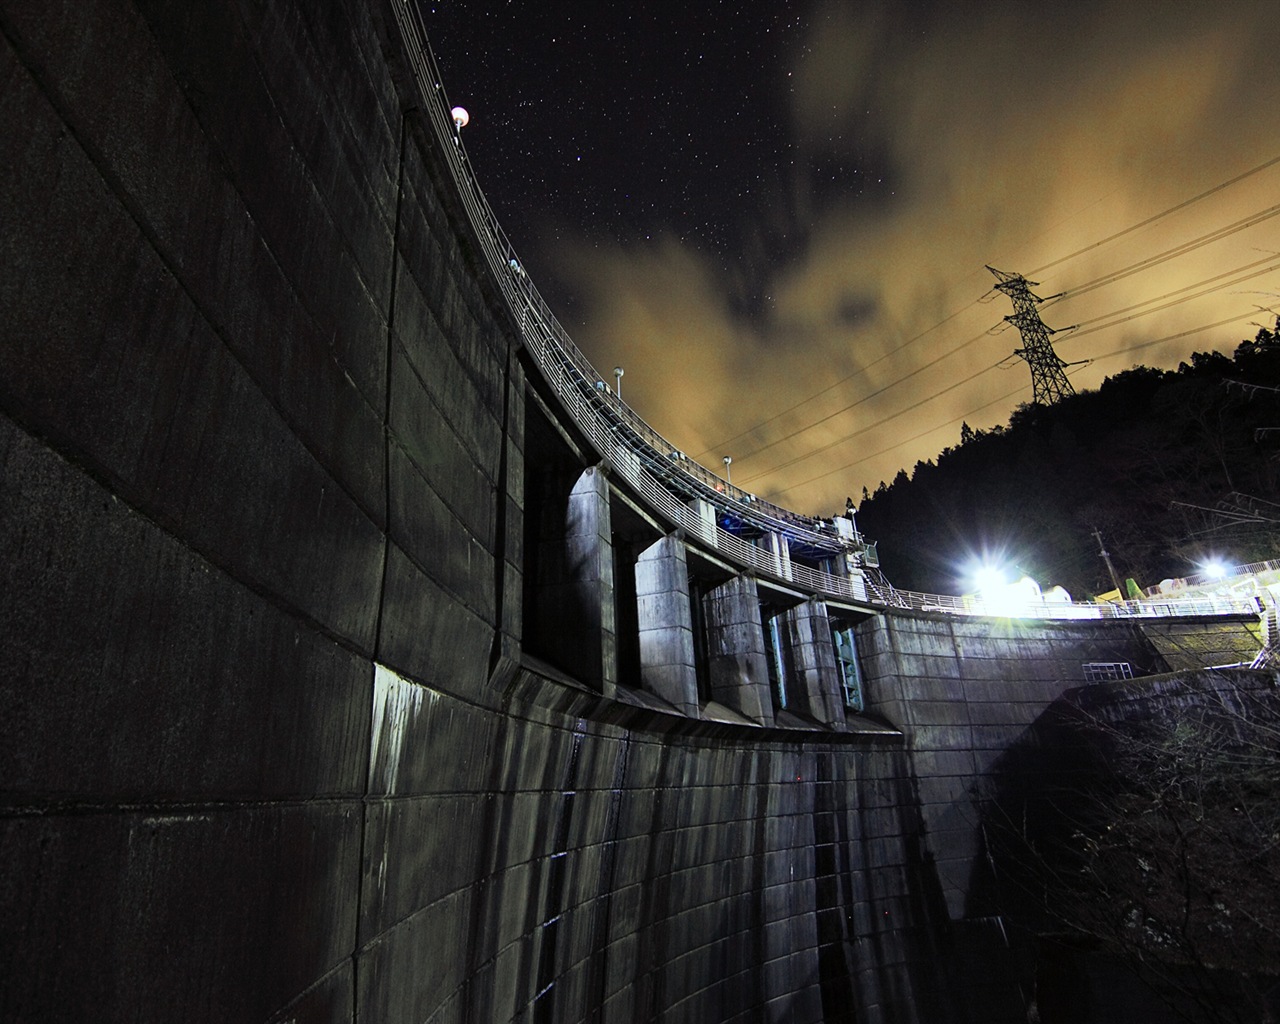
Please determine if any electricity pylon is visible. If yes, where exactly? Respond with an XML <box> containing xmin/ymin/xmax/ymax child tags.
<box><xmin>987</xmin><ymin>266</ymin><xmax>1077</xmax><ymax>405</ymax></box>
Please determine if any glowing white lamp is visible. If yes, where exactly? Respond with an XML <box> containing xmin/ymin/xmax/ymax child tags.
<box><xmin>970</xmin><ymin>564</ymin><xmax>1007</xmax><ymax>596</ymax></box>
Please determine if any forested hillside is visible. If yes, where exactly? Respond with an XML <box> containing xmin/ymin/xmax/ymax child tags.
<box><xmin>856</xmin><ymin>319</ymin><xmax>1280</xmax><ymax>598</ymax></box>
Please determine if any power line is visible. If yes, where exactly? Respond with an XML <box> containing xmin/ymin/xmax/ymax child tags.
<box><xmin>708</xmin><ymin>167</ymin><xmax>1280</xmax><ymax>482</ymax></box>
<box><xmin>1028</xmin><ymin>153</ymin><xmax>1280</xmax><ymax>276</ymax></box>
<box><xmin>692</xmin><ymin>297</ymin><xmax>981</xmax><ymax>460</ymax></box>
<box><xmin>1059</xmin><ymin>258</ymin><xmax>1280</xmax><ymax>342</ymax></box>
<box><xmin>1047</xmin><ymin>201</ymin><xmax>1280</xmax><ymax>303</ymax></box>
<box><xmin>1064</xmin><ymin>254</ymin><xmax>1280</xmax><ymax>331</ymax></box>
<box><xmin>738</xmin><ymin>357</ymin><xmax>1005</xmax><ymax>485</ymax></box>
<box><xmin>720</xmin><ymin>204</ymin><xmax>1277</xmax><ymax>468</ymax></box>
<box><xmin>770</xmin><ymin>380</ymin><xmax>1030</xmax><ymax>499</ymax></box>
<box><xmin>729</xmin><ymin>324</ymin><xmax>998</xmax><ymax>466</ymax></box>
<box><xmin>767</xmin><ymin>309</ymin><xmax>1260</xmax><ymax>498</ymax></box>
<box><xmin>1081</xmin><ymin>308</ymin><xmax>1261</xmax><ymax>366</ymax></box>
<box><xmin>738</xmin><ymin>257</ymin><xmax>1278</xmax><ymax>477</ymax></box>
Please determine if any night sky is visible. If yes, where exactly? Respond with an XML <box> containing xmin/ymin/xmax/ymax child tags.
<box><xmin>422</xmin><ymin>0</ymin><xmax>1280</xmax><ymax>517</ymax></box>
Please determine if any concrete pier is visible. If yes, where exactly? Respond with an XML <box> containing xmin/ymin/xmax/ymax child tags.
<box><xmin>704</xmin><ymin>574</ymin><xmax>775</xmax><ymax>725</ymax></box>
<box><xmin>635</xmin><ymin>533</ymin><xmax>700</xmax><ymax>715</ymax></box>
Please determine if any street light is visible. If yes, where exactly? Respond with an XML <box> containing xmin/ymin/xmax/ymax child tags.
<box><xmin>450</xmin><ymin>106</ymin><xmax>470</xmax><ymax>132</ymax></box>
<box><xmin>967</xmin><ymin>562</ymin><xmax>1007</xmax><ymax>597</ymax></box>
<box><xmin>613</xmin><ymin>366</ymin><xmax>624</xmax><ymax>399</ymax></box>
<box><xmin>723</xmin><ymin>456</ymin><xmax>732</xmax><ymax>486</ymax></box>
<box><xmin>1202</xmin><ymin>558</ymin><xmax>1228</xmax><ymax>580</ymax></box>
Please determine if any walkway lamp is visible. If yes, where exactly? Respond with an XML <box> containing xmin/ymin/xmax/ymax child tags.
<box><xmin>1202</xmin><ymin>559</ymin><xmax>1228</xmax><ymax>580</ymax></box>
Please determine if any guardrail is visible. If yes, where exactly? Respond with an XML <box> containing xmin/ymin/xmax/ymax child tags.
<box><xmin>1157</xmin><ymin>558</ymin><xmax>1280</xmax><ymax>593</ymax></box>
<box><xmin>387</xmin><ymin>4</ymin><xmax>843</xmax><ymax>547</ymax></box>
<box><xmin>386</xmin><ymin>2</ymin><xmax>1262</xmax><ymax>625</ymax></box>
<box><xmin>908</xmin><ymin>591</ymin><xmax>1260</xmax><ymax>620</ymax></box>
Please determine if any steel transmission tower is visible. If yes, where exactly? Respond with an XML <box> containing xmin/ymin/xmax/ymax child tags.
<box><xmin>987</xmin><ymin>266</ymin><xmax>1076</xmax><ymax>405</ymax></box>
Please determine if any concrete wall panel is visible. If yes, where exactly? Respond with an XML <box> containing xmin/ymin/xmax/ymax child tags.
<box><xmin>0</xmin><ymin>416</ymin><xmax>371</xmax><ymax>801</ymax></box>
<box><xmin>0</xmin><ymin>805</ymin><xmax>360</xmax><ymax>1023</ymax></box>
<box><xmin>375</xmin><ymin>542</ymin><xmax>494</xmax><ymax>693</ymax></box>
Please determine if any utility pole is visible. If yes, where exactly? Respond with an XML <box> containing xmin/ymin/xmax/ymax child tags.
<box><xmin>1091</xmin><ymin>526</ymin><xmax>1124</xmax><ymax>597</ymax></box>
<box><xmin>988</xmin><ymin>266</ymin><xmax>1077</xmax><ymax>405</ymax></box>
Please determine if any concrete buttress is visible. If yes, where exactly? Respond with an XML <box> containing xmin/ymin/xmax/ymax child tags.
<box><xmin>635</xmin><ymin>533</ymin><xmax>699</xmax><ymax>715</ymax></box>
<box><xmin>565</xmin><ymin>465</ymin><xmax>617</xmax><ymax>695</ymax></box>
<box><xmin>704</xmin><ymin>574</ymin><xmax>774</xmax><ymax>726</ymax></box>
<box><xmin>787</xmin><ymin>597</ymin><xmax>847</xmax><ymax>728</ymax></box>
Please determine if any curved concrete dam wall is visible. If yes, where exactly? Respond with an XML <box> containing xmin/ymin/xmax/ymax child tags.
<box><xmin>0</xmin><ymin>3</ymin><xmax>1262</xmax><ymax>1023</ymax></box>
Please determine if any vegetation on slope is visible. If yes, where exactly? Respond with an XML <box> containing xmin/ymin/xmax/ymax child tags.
<box><xmin>985</xmin><ymin>672</ymin><xmax>1280</xmax><ymax>1023</ymax></box>
<box><xmin>855</xmin><ymin>319</ymin><xmax>1280</xmax><ymax>598</ymax></box>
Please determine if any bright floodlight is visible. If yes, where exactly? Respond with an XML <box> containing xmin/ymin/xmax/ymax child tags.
<box><xmin>451</xmin><ymin>106</ymin><xmax>470</xmax><ymax>130</ymax></box>
<box><xmin>1203</xmin><ymin>559</ymin><xmax>1228</xmax><ymax>579</ymax></box>
<box><xmin>969</xmin><ymin>563</ymin><xmax>1008</xmax><ymax>595</ymax></box>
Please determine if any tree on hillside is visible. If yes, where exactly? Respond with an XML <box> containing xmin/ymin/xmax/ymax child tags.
<box><xmin>984</xmin><ymin>675</ymin><xmax>1280</xmax><ymax>1023</ymax></box>
<box><xmin>855</xmin><ymin>319</ymin><xmax>1280</xmax><ymax>595</ymax></box>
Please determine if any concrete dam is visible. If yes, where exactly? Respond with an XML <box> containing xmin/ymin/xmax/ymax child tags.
<box><xmin>0</xmin><ymin>2</ymin><xmax>1264</xmax><ymax>1022</ymax></box>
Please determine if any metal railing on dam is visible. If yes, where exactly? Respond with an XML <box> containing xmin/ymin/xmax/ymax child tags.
<box><xmin>387</xmin><ymin>1</ymin><xmax>1259</xmax><ymax>625</ymax></box>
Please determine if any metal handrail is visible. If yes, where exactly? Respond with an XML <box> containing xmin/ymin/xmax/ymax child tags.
<box><xmin>385</xmin><ymin>2</ymin><xmax>1263</xmax><ymax>624</ymax></box>
<box><xmin>1157</xmin><ymin>558</ymin><xmax>1280</xmax><ymax>593</ymax></box>
<box><xmin>387</xmin><ymin>4</ymin><xmax>848</xmax><ymax>545</ymax></box>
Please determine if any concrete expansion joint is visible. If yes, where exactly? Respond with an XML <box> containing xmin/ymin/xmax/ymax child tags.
<box><xmin>4</xmin><ymin>414</ymin><xmax>381</xmax><ymax>666</ymax></box>
<box><xmin>0</xmin><ymin>796</ymin><xmax>360</xmax><ymax>818</ymax></box>
<box><xmin>7</xmin><ymin>15</ymin><xmax>392</xmax><ymax>536</ymax></box>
